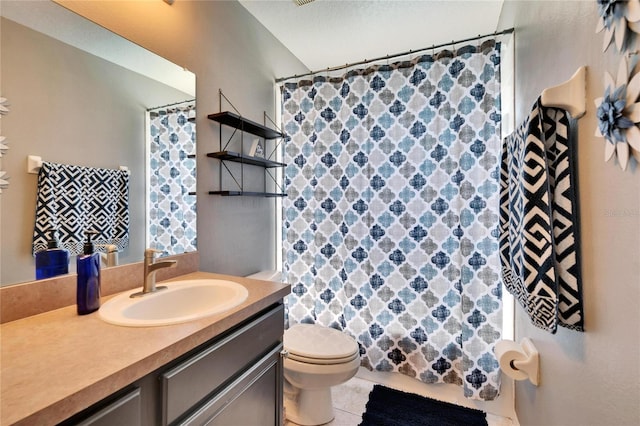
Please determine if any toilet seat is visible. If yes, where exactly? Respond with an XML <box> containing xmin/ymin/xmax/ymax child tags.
<box><xmin>284</xmin><ymin>324</ymin><xmax>359</xmax><ymax>365</ymax></box>
<box><xmin>286</xmin><ymin>350</ymin><xmax>359</xmax><ymax>365</ymax></box>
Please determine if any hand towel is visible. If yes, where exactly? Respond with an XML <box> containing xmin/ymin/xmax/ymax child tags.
<box><xmin>499</xmin><ymin>98</ymin><xmax>584</xmax><ymax>333</ymax></box>
<box><xmin>32</xmin><ymin>161</ymin><xmax>130</xmax><ymax>256</ymax></box>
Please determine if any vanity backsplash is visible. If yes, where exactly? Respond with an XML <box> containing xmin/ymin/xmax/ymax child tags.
<box><xmin>0</xmin><ymin>251</ymin><xmax>199</xmax><ymax>323</ymax></box>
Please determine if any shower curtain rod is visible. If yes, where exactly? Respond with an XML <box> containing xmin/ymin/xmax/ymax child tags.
<box><xmin>275</xmin><ymin>27</ymin><xmax>514</xmax><ymax>83</ymax></box>
<box><xmin>147</xmin><ymin>98</ymin><xmax>196</xmax><ymax>112</ymax></box>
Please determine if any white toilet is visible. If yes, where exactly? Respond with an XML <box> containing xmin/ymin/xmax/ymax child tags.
<box><xmin>283</xmin><ymin>323</ymin><xmax>360</xmax><ymax>426</ymax></box>
<box><xmin>246</xmin><ymin>271</ymin><xmax>360</xmax><ymax>426</ymax></box>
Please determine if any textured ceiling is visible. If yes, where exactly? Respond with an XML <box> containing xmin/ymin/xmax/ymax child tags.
<box><xmin>238</xmin><ymin>0</ymin><xmax>505</xmax><ymax>75</ymax></box>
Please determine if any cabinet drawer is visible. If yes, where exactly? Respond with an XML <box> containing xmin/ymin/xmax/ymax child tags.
<box><xmin>73</xmin><ymin>387</ymin><xmax>141</xmax><ymax>426</ymax></box>
<box><xmin>162</xmin><ymin>304</ymin><xmax>284</xmax><ymax>425</ymax></box>
<box><xmin>179</xmin><ymin>343</ymin><xmax>283</xmax><ymax>426</ymax></box>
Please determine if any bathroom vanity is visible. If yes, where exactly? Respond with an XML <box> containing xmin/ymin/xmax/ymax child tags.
<box><xmin>0</xmin><ymin>271</ymin><xmax>290</xmax><ymax>425</ymax></box>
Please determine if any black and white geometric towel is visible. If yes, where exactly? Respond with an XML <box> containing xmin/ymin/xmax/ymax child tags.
<box><xmin>499</xmin><ymin>98</ymin><xmax>584</xmax><ymax>333</ymax></box>
<box><xmin>32</xmin><ymin>161</ymin><xmax>130</xmax><ymax>256</ymax></box>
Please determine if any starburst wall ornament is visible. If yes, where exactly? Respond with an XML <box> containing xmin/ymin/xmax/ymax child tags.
<box><xmin>0</xmin><ymin>97</ymin><xmax>9</xmax><ymax>115</ymax></box>
<box><xmin>596</xmin><ymin>0</ymin><xmax>640</xmax><ymax>52</ymax></box>
<box><xmin>0</xmin><ymin>97</ymin><xmax>8</xmax><ymax>192</ymax></box>
<box><xmin>0</xmin><ymin>136</ymin><xmax>7</xmax><ymax>157</ymax></box>
<box><xmin>0</xmin><ymin>171</ymin><xmax>8</xmax><ymax>193</ymax></box>
<box><xmin>595</xmin><ymin>56</ymin><xmax>640</xmax><ymax>170</ymax></box>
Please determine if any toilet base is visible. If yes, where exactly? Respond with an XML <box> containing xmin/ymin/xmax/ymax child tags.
<box><xmin>284</xmin><ymin>386</ymin><xmax>334</xmax><ymax>426</ymax></box>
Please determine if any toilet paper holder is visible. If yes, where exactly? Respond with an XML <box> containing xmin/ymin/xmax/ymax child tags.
<box><xmin>496</xmin><ymin>338</ymin><xmax>540</xmax><ymax>386</ymax></box>
<box><xmin>511</xmin><ymin>338</ymin><xmax>539</xmax><ymax>386</ymax></box>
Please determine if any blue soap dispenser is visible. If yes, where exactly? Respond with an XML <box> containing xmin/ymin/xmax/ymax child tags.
<box><xmin>35</xmin><ymin>229</ymin><xmax>70</xmax><ymax>279</ymax></box>
<box><xmin>76</xmin><ymin>231</ymin><xmax>101</xmax><ymax>315</ymax></box>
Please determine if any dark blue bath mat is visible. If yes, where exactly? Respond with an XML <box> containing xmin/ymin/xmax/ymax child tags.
<box><xmin>358</xmin><ymin>384</ymin><xmax>488</xmax><ymax>426</ymax></box>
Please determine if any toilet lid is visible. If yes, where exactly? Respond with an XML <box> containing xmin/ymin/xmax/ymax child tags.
<box><xmin>284</xmin><ymin>324</ymin><xmax>359</xmax><ymax>362</ymax></box>
<box><xmin>286</xmin><ymin>350</ymin><xmax>360</xmax><ymax>365</ymax></box>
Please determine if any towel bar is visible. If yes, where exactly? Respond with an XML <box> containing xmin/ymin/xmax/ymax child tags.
<box><xmin>540</xmin><ymin>66</ymin><xmax>587</xmax><ymax>119</ymax></box>
<box><xmin>27</xmin><ymin>155</ymin><xmax>129</xmax><ymax>174</ymax></box>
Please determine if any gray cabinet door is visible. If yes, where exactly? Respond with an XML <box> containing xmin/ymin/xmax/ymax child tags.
<box><xmin>179</xmin><ymin>344</ymin><xmax>283</xmax><ymax>426</ymax></box>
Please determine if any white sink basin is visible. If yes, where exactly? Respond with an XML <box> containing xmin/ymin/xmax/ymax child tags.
<box><xmin>99</xmin><ymin>279</ymin><xmax>249</xmax><ymax>327</ymax></box>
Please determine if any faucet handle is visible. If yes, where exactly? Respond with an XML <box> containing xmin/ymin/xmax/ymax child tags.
<box><xmin>144</xmin><ymin>248</ymin><xmax>162</xmax><ymax>260</ymax></box>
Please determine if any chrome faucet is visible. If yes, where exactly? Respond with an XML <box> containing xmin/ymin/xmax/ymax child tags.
<box><xmin>130</xmin><ymin>248</ymin><xmax>177</xmax><ymax>298</ymax></box>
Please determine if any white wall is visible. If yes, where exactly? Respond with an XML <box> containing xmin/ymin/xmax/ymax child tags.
<box><xmin>498</xmin><ymin>2</ymin><xmax>640</xmax><ymax>425</ymax></box>
<box><xmin>54</xmin><ymin>0</ymin><xmax>308</xmax><ymax>277</ymax></box>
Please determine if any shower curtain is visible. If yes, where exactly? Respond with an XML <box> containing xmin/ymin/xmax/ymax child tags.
<box><xmin>148</xmin><ymin>104</ymin><xmax>197</xmax><ymax>256</ymax></box>
<box><xmin>282</xmin><ymin>41</ymin><xmax>503</xmax><ymax>400</ymax></box>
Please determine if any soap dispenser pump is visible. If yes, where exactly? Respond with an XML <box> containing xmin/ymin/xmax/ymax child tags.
<box><xmin>76</xmin><ymin>230</ymin><xmax>101</xmax><ymax>315</ymax></box>
<box><xmin>35</xmin><ymin>229</ymin><xmax>70</xmax><ymax>280</ymax></box>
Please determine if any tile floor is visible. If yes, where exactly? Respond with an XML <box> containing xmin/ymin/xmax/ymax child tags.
<box><xmin>284</xmin><ymin>370</ymin><xmax>518</xmax><ymax>426</ymax></box>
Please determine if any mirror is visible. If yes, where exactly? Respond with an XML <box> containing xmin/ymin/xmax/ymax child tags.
<box><xmin>0</xmin><ymin>1</ymin><xmax>196</xmax><ymax>286</ymax></box>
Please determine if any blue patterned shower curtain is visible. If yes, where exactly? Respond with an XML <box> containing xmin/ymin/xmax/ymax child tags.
<box><xmin>148</xmin><ymin>105</ymin><xmax>197</xmax><ymax>256</ymax></box>
<box><xmin>282</xmin><ymin>41</ymin><xmax>503</xmax><ymax>400</ymax></box>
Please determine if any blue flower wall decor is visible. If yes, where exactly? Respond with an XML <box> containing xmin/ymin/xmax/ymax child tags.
<box><xmin>596</xmin><ymin>0</ymin><xmax>640</xmax><ymax>52</ymax></box>
<box><xmin>595</xmin><ymin>56</ymin><xmax>640</xmax><ymax>170</ymax></box>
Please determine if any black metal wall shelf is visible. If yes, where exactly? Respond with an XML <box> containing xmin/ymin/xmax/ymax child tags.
<box><xmin>204</xmin><ymin>90</ymin><xmax>286</xmax><ymax>197</ymax></box>
<box><xmin>208</xmin><ymin>191</ymin><xmax>286</xmax><ymax>197</ymax></box>
<box><xmin>207</xmin><ymin>112</ymin><xmax>284</xmax><ymax>140</ymax></box>
<box><xmin>207</xmin><ymin>151</ymin><xmax>285</xmax><ymax>168</ymax></box>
